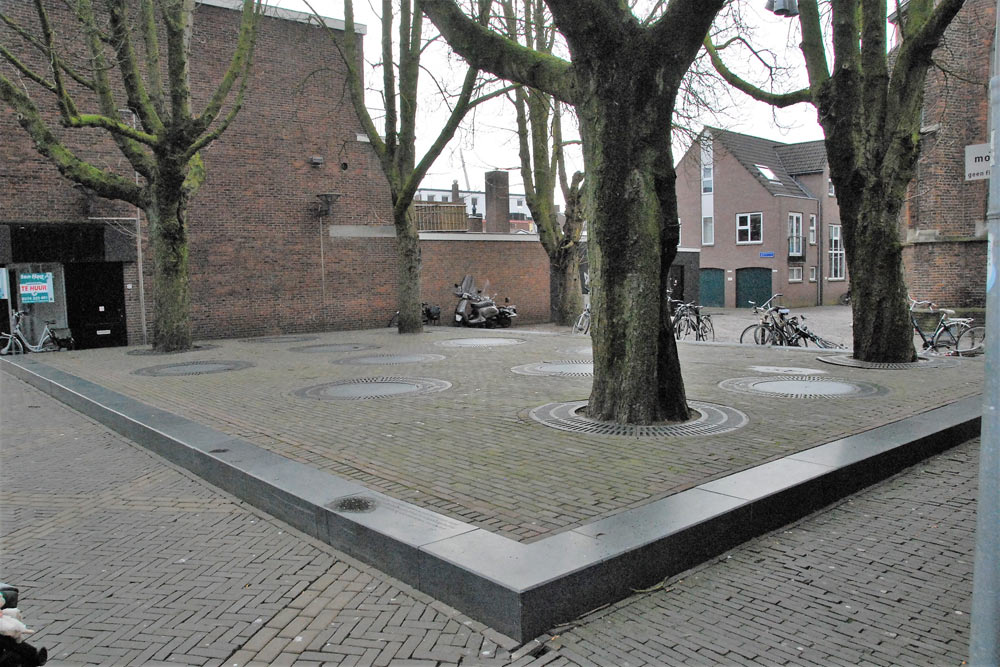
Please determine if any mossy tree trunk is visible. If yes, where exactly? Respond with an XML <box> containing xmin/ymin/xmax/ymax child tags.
<box><xmin>147</xmin><ymin>190</ymin><xmax>193</xmax><ymax>349</ymax></box>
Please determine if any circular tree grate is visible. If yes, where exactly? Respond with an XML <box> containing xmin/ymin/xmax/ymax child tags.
<box><xmin>328</xmin><ymin>496</ymin><xmax>376</xmax><ymax>513</ymax></box>
<box><xmin>289</xmin><ymin>343</ymin><xmax>378</xmax><ymax>354</ymax></box>
<box><xmin>817</xmin><ymin>354</ymin><xmax>958</xmax><ymax>370</ymax></box>
<box><xmin>748</xmin><ymin>365</ymin><xmax>829</xmax><ymax>375</ymax></box>
<box><xmin>241</xmin><ymin>335</ymin><xmax>319</xmax><ymax>344</ymax></box>
<box><xmin>530</xmin><ymin>400</ymin><xmax>748</xmax><ymax>437</ymax></box>
<box><xmin>294</xmin><ymin>376</ymin><xmax>451</xmax><ymax>400</ymax></box>
<box><xmin>133</xmin><ymin>360</ymin><xmax>254</xmax><ymax>376</ymax></box>
<box><xmin>512</xmin><ymin>360</ymin><xmax>593</xmax><ymax>377</ymax></box>
<box><xmin>127</xmin><ymin>344</ymin><xmax>218</xmax><ymax>356</ymax></box>
<box><xmin>719</xmin><ymin>375</ymin><xmax>887</xmax><ymax>399</ymax></box>
<box><xmin>436</xmin><ymin>337</ymin><xmax>525</xmax><ymax>348</ymax></box>
<box><xmin>332</xmin><ymin>353</ymin><xmax>446</xmax><ymax>366</ymax></box>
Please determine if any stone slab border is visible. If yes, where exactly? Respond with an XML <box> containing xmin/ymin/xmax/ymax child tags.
<box><xmin>1</xmin><ymin>357</ymin><xmax>981</xmax><ymax>644</ymax></box>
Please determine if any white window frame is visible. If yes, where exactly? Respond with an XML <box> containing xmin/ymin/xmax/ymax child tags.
<box><xmin>828</xmin><ymin>180</ymin><xmax>836</xmax><ymax>197</ymax></box>
<box><xmin>789</xmin><ymin>266</ymin><xmax>803</xmax><ymax>283</ymax></box>
<box><xmin>788</xmin><ymin>213</ymin><xmax>803</xmax><ymax>256</ymax></box>
<box><xmin>808</xmin><ymin>214</ymin><xmax>817</xmax><ymax>245</ymax></box>
<box><xmin>737</xmin><ymin>212</ymin><xmax>763</xmax><ymax>245</ymax></box>
<box><xmin>677</xmin><ymin>218</ymin><xmax>682</xmax><ymax>245</ymax></box>
<box><xmin>809</xmin><ymin>266</ymin><xmax>818</xmax><ymax>282</ymax></box>
<box><xmin>828</xmin><ymin>225</ymin><xmax>845</xmax><ymax>280</ymax></box>
<box><xmin>755</xmin><ymin>164</ymin><xmax>779</xmax><ymax>181</ymax></box>
<box><xmin>702</xmin><ymin>216</ymin><xmax>714</xmax><ymax>246</ymax></box>
<box><xmin>702</xmin><ymin>165</ymin><xmax>713</xmax><ymax>193</ymax></box>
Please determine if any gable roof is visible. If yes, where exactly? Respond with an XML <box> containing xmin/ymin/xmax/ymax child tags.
<box><xmin>704</xmin><ymin>127</ymin><xmax>827</xmax><ymax>199</ymax></box>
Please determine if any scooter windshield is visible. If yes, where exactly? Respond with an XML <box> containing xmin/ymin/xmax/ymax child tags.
<box><xmin>455</xmin><ymin>274</ymin><xmax>476</xmax><ymax>296</ymax></box>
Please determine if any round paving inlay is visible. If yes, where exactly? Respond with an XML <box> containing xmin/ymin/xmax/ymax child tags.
<box><xmin>817</xmin><ymin>354</ymin><xmax>958</xmax><ymax>369</ymax></box>
<box><xmin>133</xmin><ymin>360</ymin><xmax>254</xmax><ymax>376</ymax></box>
<box><xmin>332</xmin><ymin>353</ymin><xmax>446</xmax><ymax>366</ymax></box>
<box><xmin>512</xmin><ymin>360</ymin><xmax>593</xmax><ymax>377</ymax></box>
<box><xmin>294</xmin><ymin>376</ymin><xmax>451</xmax><ymax>400</ymax></box>
<box><xmin>748</xmin><ymin>365</ymin><xmax>828</xmax><ymax>375</ymax></box>
<box><xmin>289</xmin><ymin>343</ymin><xmax>378</xmax><ymax>353</ymax></box>
<box><xmin>436</xmin><ymin>337</ymin><xmax>525</xmax><ymax>348</ymax></box>
<box><xmin>242</xmin><ymin>334</ymin><xmax>319</xmax><ymax>344</ymax></box>
<box><xmin>719</xmin><ymin>376</ymin><xmax>887</xmax><ymax>399</ymax></box>
<box><xmin>127</xmin><ymin>344</ymin><xmax>218</xmax><ymax>356</ymax></box>
<box><xmin>530</xmin><ymin>400</ymin><xmax>748</xmax><ymax>437</ymax></box>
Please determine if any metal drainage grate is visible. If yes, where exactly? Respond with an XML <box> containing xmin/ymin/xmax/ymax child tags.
<box><xmin>241</xmin><ymin>335</ymin><xmax>319</xmax><ymax>344</ymax></box>
<box><xmin>530</xmin><ymin>400</ymin><xmax>748</xmax><ymax>437</ymax></box>
<box><xmin>133</xmin><ymin>360</ymin><xmax>254</xmax><ymax>376</ymax></box>
<box><xmin>127</xmin><ymin>344</ymin><xmax>218</xmax><ymax>356</ymax></box>
<box><xmin>332</xmin><ymin>353</ymin><xmax>446</xmax><ymax>366</ymax></box>
<box><xmin>289</xmin><ymin>343</ymin><xmax>378</xmax><ymax>354</ymax></box>
<box><xmin>817</xmin><ymin>354</ymin><xmax>958</xmax><ymax>370</ymax></box>
<box><xmin>329</xmin><ymin>496</ymin><xmax>376</xmax><ymax>513</ymax></box>
<box><xmin>511</xmin><ymin>360</ymin><xmax>593</xmax><ymax>377</ymax></box>
<box><xmin>294</xmin><ymin>376</ymin><xmax>452</xmax><ymax>400</ymax></box>
<box><xmin>719</xmin><ymin>376</ymin><xmax>887</xmax><ymax>399</ymax></box>
<box><xmin>435</xmin><ymin>337</ymin><xmax>525</xmax><ymax>348</ymax></box>
<box><xmin>748</xmin><ymin>365</ymin><xmax>828</xmax><ymax>375</ymax></box>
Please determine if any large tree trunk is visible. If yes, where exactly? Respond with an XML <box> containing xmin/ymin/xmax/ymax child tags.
<box><xmin>394</xmin><ymin>206</ymin><xmax>424</xmax><ymax>333</ymax></box>
<box><xmin>550</xmin><ymin>246</ymin><xmax>582</xmax><ymax>325</ymax></box>
<box><xmin>581</xmin><ymin>88</ymin><xmax>690</xmax><ymax>424</ymax></box>
<box><xmin>148</xmin><ymin>197</ymin><xmax>193</xmax><ymax>352</ymax></box>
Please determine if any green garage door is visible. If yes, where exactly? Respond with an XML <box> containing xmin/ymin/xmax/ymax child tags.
<box><xmin>699</xmin><ymin>268</ymin><xmax>725</xmax><ymax>307</ymax></box>
<box><xmin>735</xmin><ymin>267</ymin><xmax>772</xmax><ymax>308</ymax></box>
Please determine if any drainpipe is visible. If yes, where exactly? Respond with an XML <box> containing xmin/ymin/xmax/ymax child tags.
<box><xmin>817</xmin><ymin>191</ymin><xmax>824</xmax><ymax>306</ymax></box>
<box><xmin>969</xmin><ymin>2</ymin><xmax>1000</xmax><ymax>662</ymax></box>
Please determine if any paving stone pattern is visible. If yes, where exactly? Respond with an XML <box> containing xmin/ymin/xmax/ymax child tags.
<box><xmin>34</xmin><ymin>320</ymin><xmax>983</xmax><ymax>542</ymax></box>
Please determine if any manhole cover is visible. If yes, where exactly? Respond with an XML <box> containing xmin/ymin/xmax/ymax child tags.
<box><xmin>133</xmin><ymin>360</ymin><xmax>254</xmax><ymax>376</ymax></box>
<box><xmin>817</xmin><ymin>354</ymin><xmax>958</xmax><ymax>369</ymax></box>
<box><xmin>530</xmin><ymin>400</ymin><xmax>748</xmax><ymax>437</ymax></box>
<box><xmin>294</xmin><ymin>376</ymin><xmax>451</xmax><ymax>400</ymax></box>
<box><xmin>719</xmin><ymin>376</ymin><xmax>887</xmax><ymax>399</ymax></box>
<box><xmin>748</xmin><ymin>365</ymin><xmax>828</xmax><ymax>375</ymax></box>
<box><xmin>436</xmin><ymin>337</ymin><xmax>525</xmax><ymax>348</ymax></box>
<box><xmin>241</xmin><ymin>335</ymin><xmax>319</xmax><ymax>344</ymax></box>
<box><xmin>332</xmin><ymin>353</ymin><xmax>446</xmax><ymax>365</ymax></box>
<box><xmin>328</xmin><ymin>496</ymin><xmax>376</xmax><ymax>513</ymax></box>
<box><xmin>127</xmin><ymin>344</ymin><xmax>218</xmax><ymax>356</ymax></box>
<box><xmin>512</xmin><ymin>360</ymin><xmax>593</xmax><ymax>377</ymax></box>
<box><xmin>289</xmin><ymin>343</ymin><xmax>378</xmax><ymax>353</ymax></box>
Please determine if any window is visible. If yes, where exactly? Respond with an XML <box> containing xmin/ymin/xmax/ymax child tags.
<box><xmin>828</xmin><ymin>180</ymin><xmax>836</xmax><ymax>197</ymax></box>
<box><xmin>428</xmin><ymin>194</ymin><xmax>436</xmax><ymax>201</ymax></box>
<box><xmin>809</xmin><ymin>266</ymin><xmax>818</xmax><ymax>282</ymax></box>
<box><xmin>517</xmin><ymin>199</ymin><xmax>524</xmax><ymax>207</ymax></box>
<box><xmin>789</xmin><ymin>266</ymin><xmax>803</xmax><ymax>282</ymax></box>
<box><xmin>809</xmin><ymin>214</ymin><xmax>817</xmax><ymax>245</ymax></box>
<box><xmin>471</xmin><ymin>197</ymin><xmax>478</xmax><ymax>206</ymax></box>
<box><xmin>702</xmin><ymin>216</ymin><xmax>714</xmax><ymax>245</ymax></box>
<box><xmin>829</xmin><ymin>225</ymin><xmax>845</xmax><ymax>279</ymax></box>
<box><xmin>755</xmin><ymin>164</ymin><xmax>779</xmax><ymax>181</ymax></box>
<box><xmin>788</xmin><ymin>213</ymin><xmax>803</xmax><ymax>256</ymax></box>
<box><xmin>737</xmin><ymin>213</ymin><xmax>763</xmax><ymax>244</ymax></box>
<box><xmin>702</xmin><ymin>165</ymin><xmax>713</xmax><ymax>193</ymax></box>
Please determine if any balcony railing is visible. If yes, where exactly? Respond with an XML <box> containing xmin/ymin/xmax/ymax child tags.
<box><xmin>413</xmin><ymin>203</ymin><xmax>468</xmax><ymax>232</ymax></box>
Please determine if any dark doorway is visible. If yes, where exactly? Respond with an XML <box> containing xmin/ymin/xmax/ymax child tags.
<box><xmin>735</xmin><ymin>267</ymin><xmax>773</xmax><ymax>308</ymax></box>
<box><xmin>64</xmin><ymin>262</ymin><xmax>127</xmax><ymax>348</ymax></box>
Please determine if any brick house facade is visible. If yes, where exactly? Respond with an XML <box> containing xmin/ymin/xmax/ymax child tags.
<box><xmin>677</xmin><ymin>128</ymin><xmax>848</xmax><ymax>309</ymax></box>
<box><xmin>898</xmin><ymin>0</ymin><xmax>993</xmax><ymax>310</ymax></box>
<box><xmin>0</xmin><ymin>0</ymin><xmax>550</xmax><ymax>348</ymax></box>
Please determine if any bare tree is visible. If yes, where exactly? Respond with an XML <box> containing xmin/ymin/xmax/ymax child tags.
<box><xmin>706</xmin><ymin>0</ymin><xmax>967</xmax><ymax>362</ymax></box>
<box><xmin>0</xmin><ymin>0</ymin><xmax>261</xmax><ymax>351</ymax></box>
<box><xmin>423</xmin><ymin>0</ymin><xmax>725</xmax><ymax>424</ymax></box>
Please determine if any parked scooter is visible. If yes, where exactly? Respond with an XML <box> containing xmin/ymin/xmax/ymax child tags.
<box><xmin>388</xmin><ymin>303</ymin><xmax>441</xmax><ymax>327</ymax></box>
<box><xmin>453</xmin><ymin>275</ymin><xmax>517</xmax><ymax>328</ymax></box>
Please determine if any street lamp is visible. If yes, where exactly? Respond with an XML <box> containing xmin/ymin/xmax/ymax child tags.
<box><xmin>764</xmin><ymin>0</ymin><xmax>799</xmax><ymax>17</ymax></box>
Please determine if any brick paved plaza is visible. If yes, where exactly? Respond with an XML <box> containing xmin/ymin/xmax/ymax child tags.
<box><xmin>0</xmin><ymin>317</ymin><xmax>986</xmax><ymax>665</ymax></box>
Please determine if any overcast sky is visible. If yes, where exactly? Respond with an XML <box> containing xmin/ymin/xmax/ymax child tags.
<box><xmin>269</xmin><ymin>0</ymin><xmax>825</xmax><ymax>194</ymax></box>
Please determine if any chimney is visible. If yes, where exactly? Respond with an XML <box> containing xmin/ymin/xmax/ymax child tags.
<box><xmin>484</xmin><ymin>171</ymin><xmax>509</xmax><ymax>233</ymax></box>
<box><xmin>451</xmin><ymin>180</ymin><xmax>461</xmax><ymax>203</ymax></box>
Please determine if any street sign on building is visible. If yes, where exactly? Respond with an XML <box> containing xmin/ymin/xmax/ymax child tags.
<box><xmin>965</xmin><ymin>143</ymin><xmax>992</xmax><ymax>181</ymax></box>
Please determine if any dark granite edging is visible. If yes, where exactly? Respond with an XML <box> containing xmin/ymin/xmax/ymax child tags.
<box><xmin>0</xmin><ymin>357</ymin><xmax>981</xmax><ymax>643</ymax></box>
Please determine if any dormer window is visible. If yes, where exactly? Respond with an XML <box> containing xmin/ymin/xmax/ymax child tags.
<box><xmin>755</xmin><ymin>164</ymin><xmax>779</xmax><ymax>181</ymax></box>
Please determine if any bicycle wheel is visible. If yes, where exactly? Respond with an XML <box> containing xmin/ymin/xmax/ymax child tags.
<box><xmin>932</xmin><ymin>322</ymin><xmax>969</xmax><ymax>352</ymax></box>
<box><xmin>698</xmin><ymin>316</ymin><xmax>715</xmax><ymax>342</ymax></box>
<box><xmin>1</xmin><ymin>334</ymin><xmax>23</xmax><ymax>355</ymax></box>
<box><xmin>741</xmin><ymin>324</ymin><xmax>773</xmax><ymax>345</ymax></box>
<box><xmin>388</xmin><ymin>312</ymin><xmax>399</xmax><ymax>328</ymax></box>
<box><xmin>674</xmin><ymin>316</ymin><xmax>692</xmax><ymax>340</ymax></box>
<box><xmin>573</xmin><ymin>311</ymin><xmax>590</xmax><ymax>335</ymax></box>
<box><xmin>956</xmin><ymin>326</ymin><xmax>985</xmax><ymax>356</ymax></box>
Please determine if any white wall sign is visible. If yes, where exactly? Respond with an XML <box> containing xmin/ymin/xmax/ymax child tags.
<box><xmin>965</xmin><ymin>143</ymin><xmax>992</xmax><ymax>181</ymax></box>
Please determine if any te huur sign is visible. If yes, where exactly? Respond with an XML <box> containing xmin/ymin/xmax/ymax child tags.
<box><xmin>966</xmin><ymin>143</ymin><xmax>992</xmax><ymax>181</ymax></box>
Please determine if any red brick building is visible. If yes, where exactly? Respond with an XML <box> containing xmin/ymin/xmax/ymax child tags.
<box><xmin>0</xmin><ymin>0</ymin><xmax>549</xmax><ymax>348</ymax></box>
<box><xmin>676</xmin><ymin>127</ymin><xmax>848</xmax><ymax>309</ymax></box>
<box><xmin>898</xmin><ymin>0</ymin><xmax>993</xmax><ymax>310</ymax></box>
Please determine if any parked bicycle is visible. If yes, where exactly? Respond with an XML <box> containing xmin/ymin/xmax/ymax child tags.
<box><xmin>572</xmin><ymin>304</ymin><xmax>591</xmax><ymax>335</ymax></box>
<box><xmin>909</xmin><ymin>296</ymin><xmax>973</xmax><ymax>354</ymax></box>
<box><xmin>0</xmin><ymin>310</ymin><xmax>74</xmax><ymax>355</ymax></box>
<box><xmin>956</xmin><ymin>325</ymin><xmax>986</xmax><ymax>356</ymax></box>
<box><xmin>669</xmin><ymin>298</ymin><xmax>715</xmax><ymax>342</ymax></box>
<box><xmin>740</xmin><ymin>294</ymin><xmax>842</xmax><ymax>348</ymax></box>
